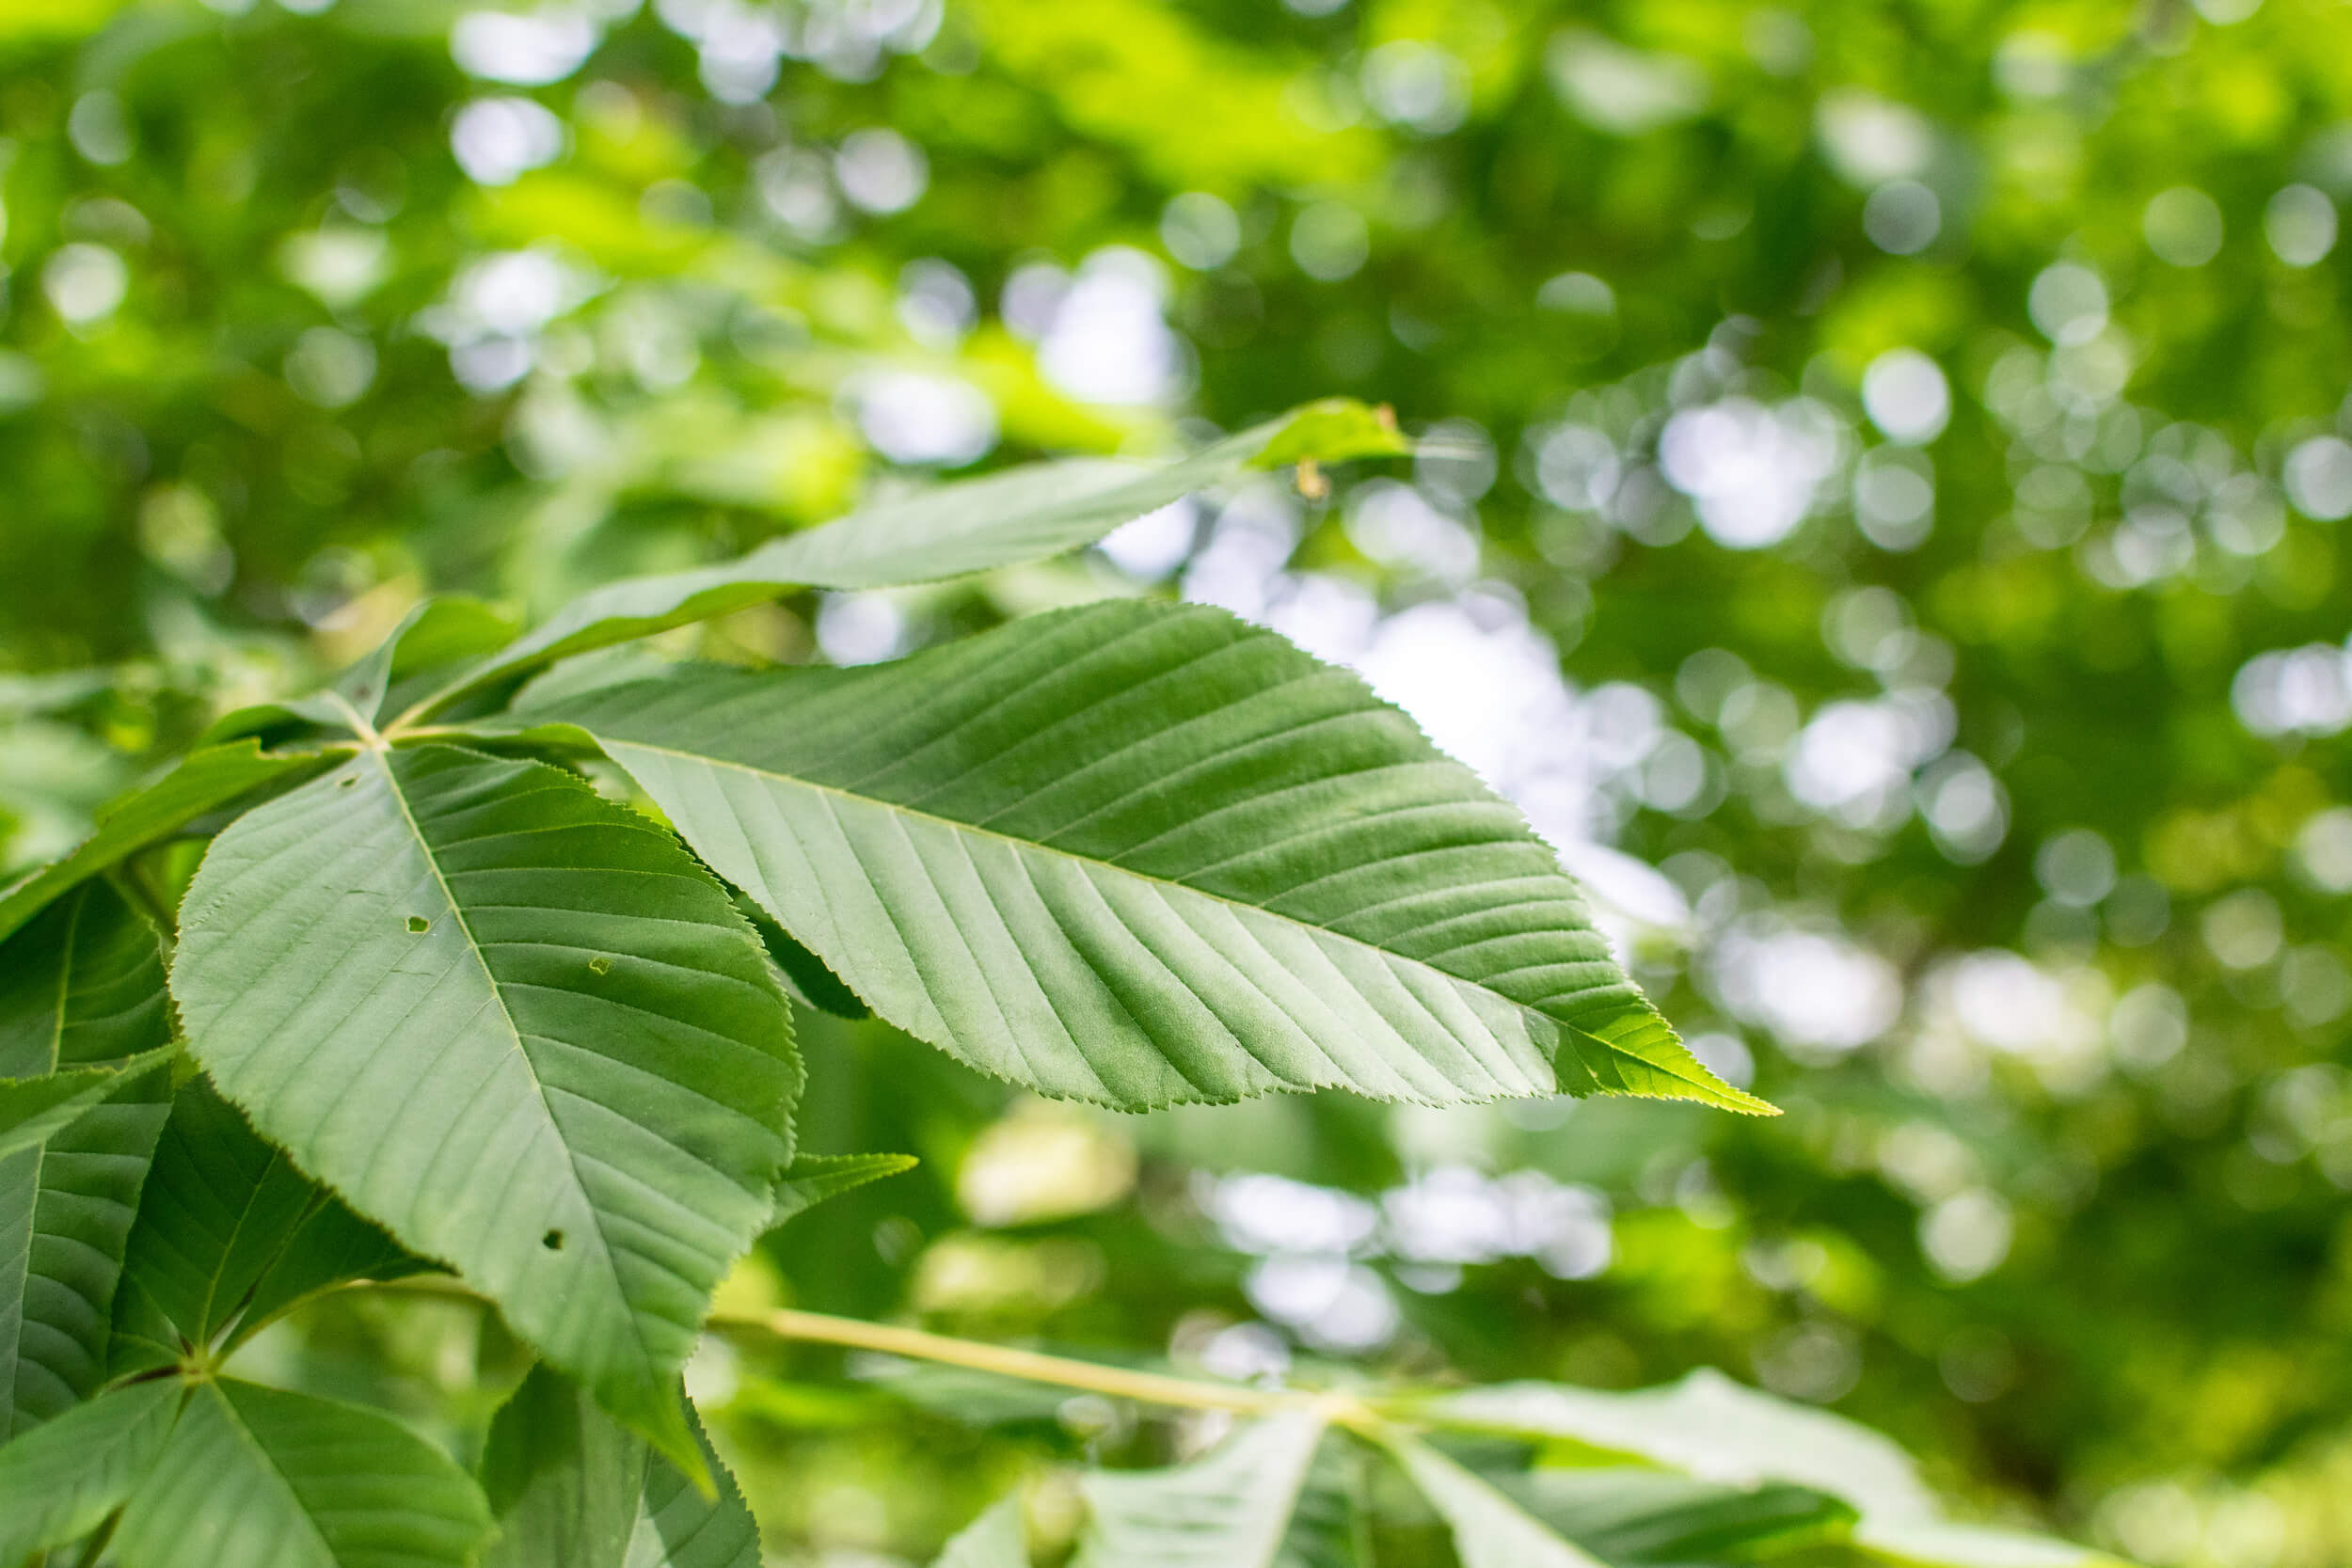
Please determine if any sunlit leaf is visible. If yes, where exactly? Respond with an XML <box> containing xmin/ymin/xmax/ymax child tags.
<box><xmin>515</xmin><ymin>601</ymin><xmax>1763</xmax><ymax>1113</ymax></box>
<box><xmin>405</xmin><ymin>401</ymin><xmax>1407</xmax><ymax>720</ymax></box>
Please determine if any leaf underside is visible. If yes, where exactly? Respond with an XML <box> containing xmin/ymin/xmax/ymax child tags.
<box><xmin>517</xmin><ymin>599</ymin><xmax>1761</xmax><ymax>1114</ymax></box>
<box><xmin>0</xmin><ymin>882</ymin><xmax>173</xmax><ymax>1436</ymax></box>
<box><xmin>167</xmin><ymin>744</ymin><xmax>800</xmax><ymax>1470</ymax></box>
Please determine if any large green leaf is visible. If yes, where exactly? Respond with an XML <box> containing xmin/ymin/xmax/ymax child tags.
<box><xmin>404</xmin><ymin>401</ymin><xmax>1406</xmax><ymax>721</ymax></box>
<box><xmin>0</xmin><ymin>740</ymin><xmax>333</xmax><ymax>945</ymax></box>
<box><xmin>110</xmin><ymin>1078</ymin><xmax>423</xmax><ymax>1376</ymax></box>
<box><xmin>1372</xmin><ymin>1431</ymin><xmax>1609</xmax><ymax>1568</ymax></box>
<box><xmin>481</xmin><ymin>1363</ymin><xmax>760</xmax><ymax>1568</ymax></box>
<box><xmin>111</xmin><ymin>1379</ymin><xmax>493</xmax><ymax>1568</ymax></box>
<box><xmin>0</xmin><ymin>882</ymin><xmax>173</xmax><ymax>1434</ymax></box>
<box><xmin>1073</xmin><ymin>1413</ymin><xmax>1327</xmax><ymax>1568</ymax></box>
<box><xmin>514</xmin><ymin>601</ymin><xmax>1761</xmax><ymax>1113</ymax></box>
<box><xmin>0</xmin><ymin>1379</ymin><xmax>183</xmax><ymax>1561</ymax></box>
<box><xmin>933</xmin><ymin>1496</ymin><xmax>1028</xmax><ymax>1568</ymax></box>
<box><xmin>167</xmin><ymin>744</ymin><xmax>801</xmax><ymax>1470</ymax></box>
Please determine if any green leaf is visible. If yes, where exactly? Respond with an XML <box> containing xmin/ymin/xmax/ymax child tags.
<box><xmin>768</xmin><ymin>1151</ymin><xmax>918</xmax><ymax>1229</ymax></box>
<box><xmin>1276</xmin><ymin>1434</ymin><xmax>1375</xmax><ymax>1568</ymax></box>
<box><xmin>0</xmin><ymin>1379</ymin><xmax>183</xmax><ymax>1561</ymax></box>
<box><xmin>1425</xmin><ymin>1375</ymin><xmax>2122</xmax><ymax>1568</ymax></box>
<box><xmin>1426</xmin><ymin>1371</ymin><xmax>1936</xmax><ymax>1520</ymax></box>
<box><xmin>482</xmin><ymin>1363</ymin><xmax>761</xmax><ymax>1568</ymax></box>
<box><xmin>515</xmin><ymin>600</ymin><xmax>1763</xmax><ymax>1113</ymax></box>
<box><xmin>737</xmin><ymin>895</ymin><xmax>870</xmax><ymax>1020</ymax></box>
<box><xmin>110</xmin><ymin>1078</ymin><xmax>424</xmax><ymax>1375</ymax></box>
<box><xmin>1371</xmin><ymin>1431</ymin><xmax>1610</xmax><ymax>1568</ymax></box>
<box><xmin>933</xmin><ymin>1495</ymin><xmax>1027</xmax><ymax>1568</ymax></box>
<box><xmin>0</xmin><ymin>882</ymin><xmax>173</xmax><ymax>1434</ymax></box>
<box><xmin>212</xmin><ymin>597</ymin><xmax>532</xmax><ymax>747</ymax></box>
<box><xmin>0</xmin><ymin>740</ymin><xmax>335</xmax><ymax>946</ymax></box>
<box><xmin>0</xmin><ymin>1049</ymin><xmax>174</xmax><ymax>1162</ymax></box>
<box><xmin>1862</xmin><ymin>1520</ymin><xmax>2134</xmax><ymax>1568</ymax></box>
<box><xmin>1073</xmin><ymin>1413</ymin><xmax>1327</xmax><ymax>1568</ymax></box>
<box><xmin>405</xmin><ymin>401</ymin><xmax>1406</xmax><ymax>720</ymax></box>
<box><xmin>167</xmin><ymin>744</ymin><xmax>801</xmax><ymax>1473</ymax></box>
<box><xmin>1499</xmin><ymin>1467</ymin><xmax>1855</xmax><ymax>1562</ymax></box>
<box><xmin>111</xmin><ymin>1379</ymin><xmax>493</xmax><ymax>1568</ymax></box>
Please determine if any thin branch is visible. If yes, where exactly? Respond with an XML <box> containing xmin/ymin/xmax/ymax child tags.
<box><xmin>709</xmin><ymin>1307</ymin><xmax>1370</xmax><ymax>1423</ymax></box>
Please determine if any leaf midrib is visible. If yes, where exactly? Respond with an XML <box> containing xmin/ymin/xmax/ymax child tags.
<box><xmin>364</xmin><ymin>750</ymin><xmax>649</xmax><ymax>1373</ymax></box>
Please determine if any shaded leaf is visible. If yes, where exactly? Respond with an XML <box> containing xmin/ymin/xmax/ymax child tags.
<box><xmin>168</xmin><ymin>744</ymin><xmax>800</xmax><ymax>1473</ymax></box>
<box><xmin>0</xmin><ymin>741</ymin><xmax>333</xmax><ymax>945</ymax></box>
<box><xmin>1073</xmin><ymin>1412</ymin><xmax>1327</xmax><ymax>1568</ymax></box>
<box><xmin>0</xmin><ymin>1048</ymin><xmax>174</xmax><ymax>1162</ymax></box>
<box><xmin>933</xmin><ymin>1495</ymin><xmax>1028</xmax><ymax>1568</ymax></box>
<box><xmin>737</xmin><ymin>894</ymin><xmax>869</xmax><ymax>1020</ymax></box>
<box><xmin>405</xmin><ymin>401</ymin><xmax>1408</xmax><ymax>719</ymax></box>
<box><xmin>1373</xmin><ymin>1430</ymin><xmax>1609</xmax><ymax>1568</ymax></box>
<box><xmin>482</xmin><ymin>1363</ymin><xmax>761</xmax><ymax>1568</ymax></box>
<box><xmin>0</xmin><ymin>883</ymin><xmax>173</xmax><ymax>1434</ymax></box>
<box><xmin>516</xmin><ymin>600</ymin><xmax>1761</xmax><ymax>1113</ymax></box>
<box><xmin>112</xmin><ymin>1379</ymin><xmax>493</xmax><ymax>1568</ymax></box>
<box><xmin>0</xmin><ymin>1379</ymin><xmax>182</xmax><ymax>1561</ymax></box>
<box><xmin>768</xmin><ymin>1151</ymin><xmax>918</xmax><ymax>1229</ymax></box>
<box><xmin>110</xmin><ymin>1077</ymin><xmax>423</xmax><ymax>1375</ymax></box>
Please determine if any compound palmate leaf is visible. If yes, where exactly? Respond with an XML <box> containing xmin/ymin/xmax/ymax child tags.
<box><xmin>516</xmin><ymin>600</ymin><xmax>1764</xmax><ymax>1113</ymax></box>
<box><xmin>1073</xmin><ymin>1414</ymin><xmax>1327</xmax><ymax>1568</ymax></box>
<box><xmin>111</xmin><ymin>1379</ymin><xmax>492</xmax><ymax>1568</ymax></box>
<box><xmin>167</xmin><ymin>743</ymin><xmax>801</xmax><ymax>1471</ymax></box>
<box><xmin>405</xmin><ymin>399</ymin><xmax>1406</xmax><ymax>720</ymax></box>
<box><xmin>0</xmin><ymin>881</ymin><xmax>173</xmax><ymax>1436</ymax></box>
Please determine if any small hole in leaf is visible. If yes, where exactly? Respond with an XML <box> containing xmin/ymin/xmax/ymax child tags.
<box><xmin>407</xmin><ymin>916</ymin><xmax>430</xmax><ymax>934</ymax></box>
<box><xmin>542</xmin><ymin>1229</ymin><xmax>564</xmax><ymax>1251</ymax></box>
<box><xmin>339</xmin><ymin>776</ymin><xmax>358</xmax><ymax>789</ymax></box>
<box><xmin>588</xmin><ymin>956</ymin><xmax>612</xmax><ymax>975</ymax></box>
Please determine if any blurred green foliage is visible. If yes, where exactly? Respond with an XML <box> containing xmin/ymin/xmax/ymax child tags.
<box><xmin>4</xmin><ymin>0</ymin><xmax>2351</xmax><ymax>1563</ymax></box>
